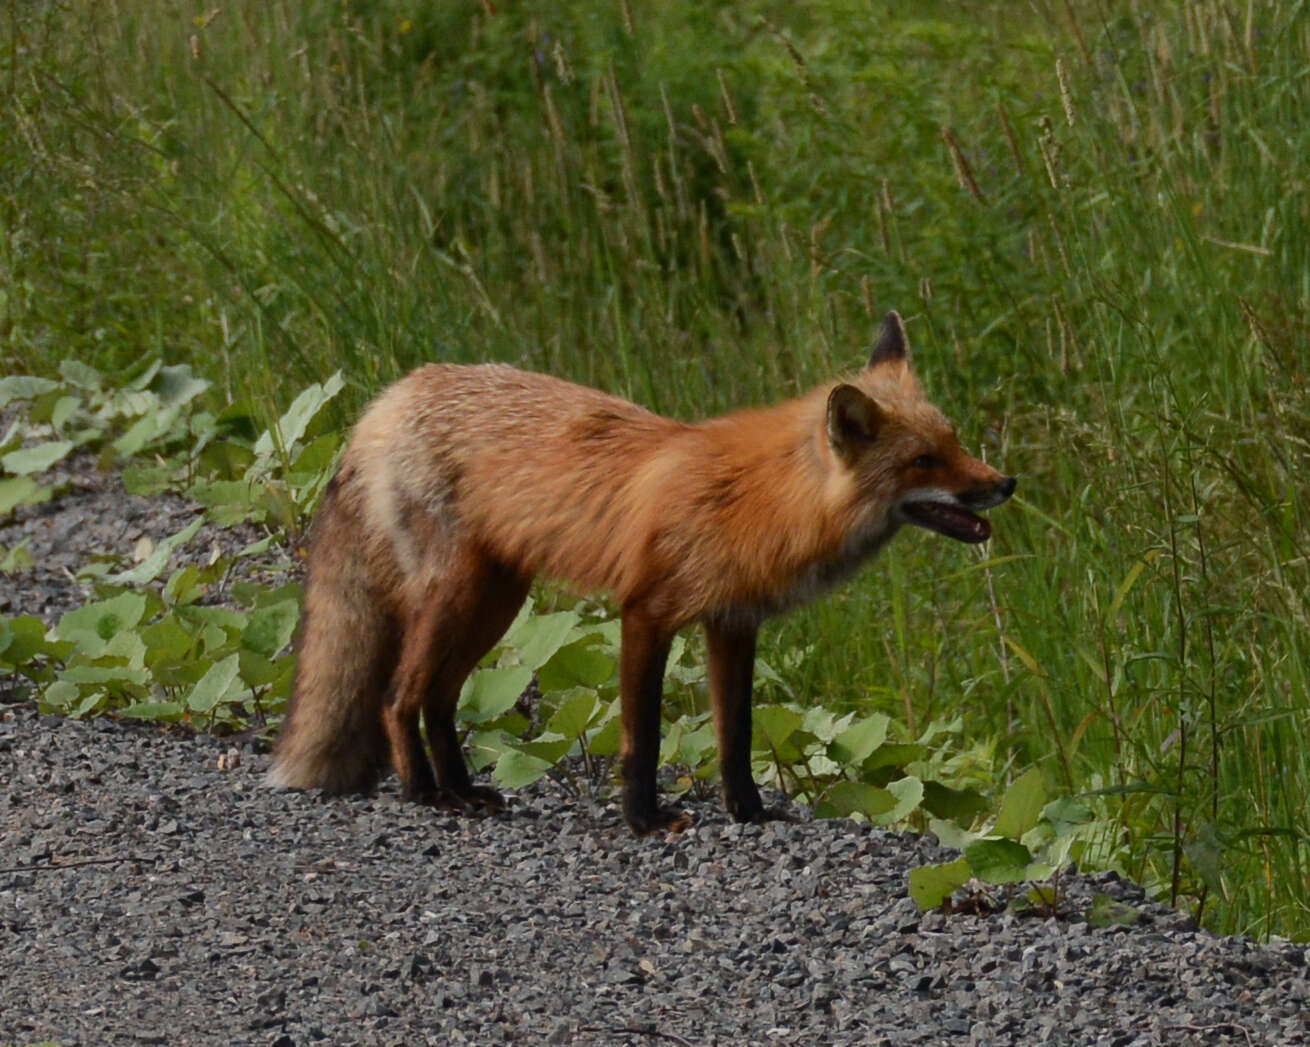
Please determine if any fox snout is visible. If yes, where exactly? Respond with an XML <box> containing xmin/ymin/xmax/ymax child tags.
<box><xmin>961</xmin><ymin>474</ymin><xmax>1017</xmax><ymax>511</ymax></box>
<box><xmin>898</xmin><ymin>473</ymin><xmax>1016</xmax><ymax>544</ymax></box>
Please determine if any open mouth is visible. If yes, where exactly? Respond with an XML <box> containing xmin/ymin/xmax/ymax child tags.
<box><xmin>900</xmin><ymin>500</ymin><xmax>992</xmax><ymax>543</ymax></box>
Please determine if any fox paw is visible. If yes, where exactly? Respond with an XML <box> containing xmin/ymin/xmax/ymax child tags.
<box><xmin>626</xmin><ymin>805</ymin><xmax>693</xmax><ymax>837</ymax></box>
<box><xmin>457</xmin><ymin>785</ymin><xmax>506</xmax><ymax>814</ymax></box>
<box><xmin>740</xmin><ymin>804</ymin><xmax>795</xmax><ymax>825</ymax></box>
<box><xmin>406</xmin><ymin>784</ymin><xmax>505</xmax><ymax>815</ymax></box>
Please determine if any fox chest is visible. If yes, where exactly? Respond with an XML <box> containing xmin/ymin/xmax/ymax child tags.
<box><xmin>710</xmin><ymin>517</ymin><xmax>902</xmax><ymax>629</ymax></box>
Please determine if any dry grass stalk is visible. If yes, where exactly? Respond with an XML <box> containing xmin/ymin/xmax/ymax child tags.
<box><xmin>941</xmin><ymin>126</ymin><xmax>987</xmax><ymax>203</ymax></box>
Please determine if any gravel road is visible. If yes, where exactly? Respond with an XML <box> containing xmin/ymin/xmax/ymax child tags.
<box><xmin>1</xmin><ymin>460</ymin><xmax>1308</xmax><ymax>1046</ymax></box>
<box><xmin>2</xmin><ymin>705</ymin><xmax>1307</xmax><ymax>1047</ymax></box>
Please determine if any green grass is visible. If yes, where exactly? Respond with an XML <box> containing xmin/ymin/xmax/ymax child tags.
<box><xmin>4</xmin><ymin>0</ymin><xmax>1308</xmax><ymax>939</ymax></box>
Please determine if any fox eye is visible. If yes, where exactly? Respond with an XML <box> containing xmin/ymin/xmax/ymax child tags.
<box><xmin>912</xmin><ymin>454</ymin><xmax>940</xmax><ymax>470</ymax></box>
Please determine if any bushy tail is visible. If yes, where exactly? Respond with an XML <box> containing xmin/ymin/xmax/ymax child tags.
<box><xmin>267</xmin><ymin>492</ymin><xmax>393</xmax><ymax>794</ymax></box>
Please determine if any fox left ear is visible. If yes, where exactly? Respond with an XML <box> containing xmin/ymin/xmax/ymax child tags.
<box><xmin>826</xmin><ymin>384</ymin><xmax>883</xmax><ymax>460</ymax></box>
<box><xmin>869</xmin><ymin>311</ymin><xmax>909</xmax><ymax>368</ymax></box>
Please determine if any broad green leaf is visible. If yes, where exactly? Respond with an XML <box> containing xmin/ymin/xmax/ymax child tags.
<box><xmin>2</xmin><ymin>441</ymin><xmax>74</xmax><ymax>475</ymax></box>
<box><xmin>753</xmin><ymin>704</ymin><xmax>803</xmax><ymax>751</ymax></box>
<box><xmin>113</xmin><ymin>404</ymin><xmax>179</xmax><ymax>457</ymax></box>
<box><xmin>509</xmin><ymin>610</ymin><xmax>581</xmax><ymax>670</ymax></box>
<box><xmin>106</xmin><ymin>517</ymin><xmax>204</xmax><ymax>586</ymax></box>
<box><xmin>241</xmin><ymin>598</ymin><xmax>300</xmax><ymax>657</ymax></box>
<box><xmin>238</xmin><ymin>648</ymin><xmax>284</xmax><ymax>688</ymax></box>
<box><xmin>190</xmin><ymin>479</ymin><xmax>256</xmax><ymax>519</ymax></box>
<box><xmin>198</xmin><ymin>440</ymin><xmax>257</xmax><ymax>479</ymax></box>
<box><xmin>802</xmin><ymin>705</ymin><xmax>853</xmax><ymax>743</ymax></box>
<box><xmin>921</xmin><ymin>780</ymin><xmax>990</xmax><ymax>822</ymax></box>
<box><xmin>0</xmin><ymin>476</ymin><xmax>51</xmax><ymax>515</ymax></box>
<box><xmin>59</xmin><ymin>663</ymin><xmax>150</xmax><ymax>687</ymax></box>
<box><xmin>538</xmin><ymin>639</ymin><xmax>615</xmax><ymax>690</ymax></box>
<box><xmin>290</xmin><ymin>433</ymin><xmax>342</xmax><ymax>476</ymax></box>
<box><xmin>124</xmin><ymin>356</ymin><xmax>162</xmax><ymax>392</ymax></box>
<box><xmin>155</xmin><ymin>363</ymin><xmax>209</xmax><ymax>406</ymax></box>
<box><xmin>111</xmin><ymin>629</ymin><xmax>150</xmax><ymax>666</ymax></box>
<box><xmin>926</xmin><ymin>816</ymin><xmax>979</xmax><ymax>852</ymax></box>
<box><xmin>460</xmin><ymin>665</ymin><xmax>533</xmax><ymax>722</ymax></box>
<box><xmin>814</xmin><ymin>780</ymin><xmax>897</xmax><ymax>820</ymax></box>
<box><xmin>586</xmin><ymin>707</ymin><xmax>622</xmax><ymax>757</ymax></box>
<box><xmin>908</xmin><ymin>856</ymin><xmax>971</xmax><ymax>910</ymax></box>
<box><xmin>186</xmin><ymin>652</ymin><xmax>243</xmax><ymax>713</ymax></box>
<box><xmin>139</xmin><ymin>617</ymin><xmax>198</xmax><ymax>661</ymax></box>
<box><xmin>0</xmin><ymin>615</ymin><xmax>59</xmax><ymax>665</ymax></box>
<box><xmin>492</xmin><ymin>748</ymin><xmax>553</xmax><ymax>789</ymax></box>
<box><xmin>41</xmin><ymin>679</ymin><xmax>84</xmax><ymax>711</ymax></box>
<box><xmin>1040</xmin><ymin>831</ymin><xmax>1076</xmax><ymax>870</ymax></box>
<box><xmin>50</xmin><ymin>395</ymin><xmax>81</xmax><ymax>431</ymax></box>
<box><xmin>236</xmin><ymin>536</ymin><xmax>273</xmax><ymax>558</ymax></box>
<box><xmin>59</xmin><ymin>359</ymin><xmax>103</xmax><ymax>390</ymax></box>
<box><xmin>71</xmin><ymin>690</ymin><xmax>108</xmax><ymax>718</ymax></box>
<box><xmin>675</xmin><ymin>719</ymin><xmax>716</xmax><ymax>765</ymax></box>
<box><xmin>660</xmin><ymin>717</ymin><xmax>716</xmax><ymax>767</ymax></box>
<box><xmin>177</xmin><ymin>604</ymin><xmax>248</xmax><ymax>634</ymax></box>
<box><xmin>56</xmin><ymin>593</ymin><xmax>148</xmax><ymax>644</ymax></box>
<box><xmin>121</xmin><ymin>463</ymin><xmax>175</xmax><ymax>496</ymax></box>
<box><xmin>863</xmin><ymin>742</ymin><xmax>929</xmax><ymax>770</ymax></box>
<box><xmin>119</xmin><ymin>700</ymin><xmax>185</xmax><ymax>722</ymax></box>
<box><xmin>994</xmin><ymin>768</ymin><xmax>1046</xmax><ymax>839</ymax></box>
<box><xmin>147</xmin><ymin>656</ymin><xmax>210</xmax><ymax>690</ymax></box>
<box><xmin>964</xmin><ymin>838</ymin><xmax>1035</xmax><ymax>885</ymax></box>
<box><xmin>829</xmin><ymin>713</ymin><xmax>889</xmax><ymax>765</ymax></box>
<box><xmin>515</xmin><ymin>734</ymin><xmax>574</xmax><ymax>765</ymax></box>
<box><xmin>254</xmin><ymin>372</ymin><xmax>345</xmax><ymax>459</ymax></box>
<box><xmin>544</xmin><ymin>690</ymin><xmax>599</xmax><ymax>740</ymax></box>
<box><xmin>0</xmin><ymin>375</ymin><xmax>59</xmax><ymax>407</ymax></box>
<box><xmin>0</xmin><ymin>419</ymin><xmax>19</xmax><ymax>455</ymax></box>
<box><xmin>868</xmin><ymin>775</ymin><xmax>924</xmax><ymax>825</ymax></box>
<box><xmin>1041</xmin><ymin>796</ymin><xmax>1094</xmax><ymax>837</ymax></box>
<box><xmin>255</xmin><ymin>480</ymin><xmax>300</xmax><ymax>532</ymax></box>
<box><xmin>163</xmin><ymin>566</ymin><xmax>205</xmax><ymax>605</ymax></box>
<box><xmin>1</xmin><ymin>541</ymin><xmax>34</xmax><ymax>572</ymax></box>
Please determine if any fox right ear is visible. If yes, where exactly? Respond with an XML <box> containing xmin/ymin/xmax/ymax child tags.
<box><xmin>826</xmin><ymin>384</ymin><xmax>883</xmax><ymax>459</ymax></box>
<box><xmin>868</xmin><ymin>311</ymin><xmax>909</xmax><ymax>368</ymax></box>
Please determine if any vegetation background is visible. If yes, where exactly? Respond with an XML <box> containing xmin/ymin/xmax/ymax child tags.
<box><xmin>3</xmin><ymin>0</ymin><xmax>1306</xmax><ymax>940</ymax></box>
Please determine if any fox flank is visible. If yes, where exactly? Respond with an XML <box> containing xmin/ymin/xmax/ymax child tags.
<box><xmin>267</xmin><ymin>312</ymin><xmax>1016</xmax><ymax>835</ymax></box>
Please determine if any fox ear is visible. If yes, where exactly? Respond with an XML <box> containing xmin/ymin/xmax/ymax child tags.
<box><xmin>826</xmin><ymin>384</ymin><xmax>883</xmax><ymax>458</ymax></box>
<box><xmin>869</xmin><ymin>310</ymin><xmax>909</xmax><ymax>368</ymax></box>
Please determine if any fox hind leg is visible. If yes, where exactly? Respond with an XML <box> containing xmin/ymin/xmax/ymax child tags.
<box><xmin>421</xmin><ymin>561</ymin><xmax>531</xmax><ymax>812</ymax></box>
<box><xmin>380</xmin><ymin>550</ymin><xmax>530</xmax><ymax>812</ymax></box>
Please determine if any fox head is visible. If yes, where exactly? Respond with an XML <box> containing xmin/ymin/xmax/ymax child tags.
<box><xmin>825</xmin><ymin>312</ymin><xmax>1015</xmax><ymax>544</ymax></box>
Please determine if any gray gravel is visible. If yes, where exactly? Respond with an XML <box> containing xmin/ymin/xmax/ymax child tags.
<box><xmin>2</xmin><ymin>705</ymin><xmax>1307</xmax><ymax>1046</ymax></box>
<box><xmin>0</xmin><ymin>452</ymin><xmax>293</xmax><ymax>623</ymax></box>
<box><xmin>2</xmin><ymin>453</ymin><xmax>1308</xmax><ymax>1045</ymax></box>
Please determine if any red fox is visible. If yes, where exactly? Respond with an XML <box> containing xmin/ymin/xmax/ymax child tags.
<box><xmin>268</xmin><ymin>312</ymin><xmax>1015</xmax><ymax>834</ymax></box>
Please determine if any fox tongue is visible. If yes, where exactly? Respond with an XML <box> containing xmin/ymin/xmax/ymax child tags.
<box><xmin>902</xmin><ymin>500</ymin><xmax>992</xmax><ymax>544</ymax></box>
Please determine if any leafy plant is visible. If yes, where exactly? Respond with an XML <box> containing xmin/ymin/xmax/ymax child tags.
<box><xmin>908</xmin><ymin>768</ymin><xmax>1109</xmax><ymax>919</ymax></box>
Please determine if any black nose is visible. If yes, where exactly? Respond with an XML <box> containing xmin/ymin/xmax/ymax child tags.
<box><xmin>999</xmin><ymin>476</ymin><xmax>1017</xmax><ymax>499</ymax></box>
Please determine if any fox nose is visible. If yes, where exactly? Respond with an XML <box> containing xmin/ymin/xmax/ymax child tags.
<box><xmin>998</xmin><ymin>476</ymin><xmax>1017</xmax><ymax>500</ymax></box>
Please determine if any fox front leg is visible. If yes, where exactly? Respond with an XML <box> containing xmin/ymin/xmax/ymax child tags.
<box><xmin>618</xmin><ymin>608</ymin><xmax>693</xmax><ymax>835</ymax></box>
<box><xmin>705</xmin><ymin>616</ymin><xmax>792</xmax><ymax>824</ymax></box>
